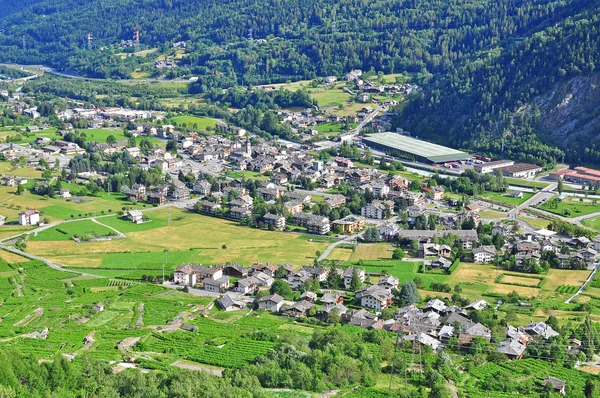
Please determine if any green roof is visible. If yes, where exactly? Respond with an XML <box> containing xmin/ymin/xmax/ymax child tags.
<box><xmin>363</xmin><ymin>133</ymin><xmax>471</xmax><ymax>163</ymax></box>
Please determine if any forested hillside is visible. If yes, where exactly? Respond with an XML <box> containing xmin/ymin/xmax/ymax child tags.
<box><xmin>398</xmin><ymin>5</ymin><xmax>600</xmax><ymax>167</ymax></box>
<box><xmin>0</xmin><ymin>0</ymin><xmax>590</xmax><ymax>82</ymax></box>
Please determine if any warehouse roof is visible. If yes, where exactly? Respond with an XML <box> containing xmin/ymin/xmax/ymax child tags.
<box><xmin>362</xmin><ymin>133</ymin><xmax>471</xmax><ymax>163</ymax></box>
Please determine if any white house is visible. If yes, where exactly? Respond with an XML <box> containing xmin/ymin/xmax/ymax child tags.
<box><xmin>19</xmin><ymin>210</ymin><xmax>40</xmax><ymax>226</ymax></box>
<box><xmin>258</xmin><ymin>294</ymin><xmax>284</xmax><ymax>312</ymax></box>
<box><xmin>473</xmin><ymin>245</ymin><xmax>497</xmax><ymax>263</ymax></box>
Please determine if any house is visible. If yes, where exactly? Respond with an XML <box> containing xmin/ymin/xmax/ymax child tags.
<box><xmin>343</xmin><ymin>267</ymin><xmax>365</xmax><ymax>289</ymax></box>
<box><xmin>496</xmin><ymin>339</ymin><xmax>526</xmax><ymax>360</ymax></box>
<box><xmin>284</xmin><ymin>200</ymin><xmax>304</xmax><ymax>215</ymax></box>
<box><xmin>252</xmin><ymin>272</ymin><xmax>274</xmax><ymax>287</ymax></box>
<box><xmin>404</xmin><ymin>333</ymin><xmax>441</xmax><ymax>352</ymax></box>
<box><xmin>301</xmin><ymin>265</ymin><xmax>329</xmax><ymax>282</ymax></box>
<box><xmin>464</xmin><ymin>300</ymin><xmax>488</xmax><ymax>311</ymax></box>
<box><xmin>224</xmin><ymin>263</ymin><xmax>248</xmax><ymax>278</ymax></box>
<box><xmin>0</xmin><ymin>215</ymin><xmax>5</xmax><ymax>226</ymax></box>
<box><xmin>321</xmin><ymin>293</ymin><xmax>343</xmax><ymax>305</ymax></box>
<box><xmin>422</xmin><ymin>243</ymin><xmax>451</xmax><ymax>258</ymax></box>
<box><xmin>19</xmin><ymin>210</ymin><xmax>40</xmax><ymax>226</ymax></box>
<box><xmin>172</xmin><ymin>187</ymin><xmax>190</xmax><ymax>200</ymax></box>
<box><xmin>281</xmin><ymin>300</ymin><xmax>315</xmax><ymax>317</ymax></box>
<box><xmin>93</xmin><ymin>303</ymin><xmax>105</xmax><ymax>313</ymax></box>
<box><xmin>438</xmin><ymin>325</ymin><xmax>455</xmax><ymax>340</ymax></box>
<box><xmin>424</xmin><ymin>299</ymin><xmax>447</xmax><ymax>314</ymax></box>
<box><xmin>428</xmin><ymin>257</ymin><xmax>452</xmax><ymax>271</ymax></box>
<box><xmin>542</xmin><ymin>377</ymin><xmax>567</xmax><ymax>395</ymax></box>
<box><xmin>473</xmin><ymin>245</ymin><xmax>497</xmax><ymax>263</ymax></box>
<box><xmin>332</xmin><ymin>215</ymin><xmax>365</xmax><ymax>234</ymax></box>
<box><xmin>59</xmin><ymin>189</ymin><xmax>71</xmax><ymax>199</ymax></box>
<box><xmin>318</xmin><ymin>303</ymin><xmax>348</xmax><ymax>320</ymax></box>
<box><xmin>1</xmin><ymin>175</ymin><xmax>16</xmax><ymax>186</ymax></box>
<box><xmin>525</xmin><ymin>321</ymin><xmax>559</xmax><ymax>340</ymax></box>
<box><xmin>463</xmin><ymin>323</ymin><xmax>492</xmax><ymax>342</ymax></box>
<box><xmin>325</xmin><ymin>194</ymin><xmax>346</xmax><ymax>208</ymax></box>
<box><xmin>203</xmin><ymin>276</ymin><xmax>230</xmax><ymax>293</ymax></box>
<box><xmin>263</xmin><ymin>213</ymin><xmax>286</xmax><ymax>229</ymax></box>
<box><xmin>377</xmin><ymin>275</ymin><xmax>399</xmax><ymax>290</ymax></box>
<box><xmin>174</xmin><ymin>265</ymin><xmax>197</xmax><ymax>286</ymax></box>
<box><xmin>360</xmin><ymin>286</ymin><xmax>393</xmax><ymax>310</ymax></box>
<box><xmin>146</xmin><ymin>192</ymin><xmax>167</xmax><ymax>205</ymax></box>
<box><xmin>230</xmin><ymin>206</ymin><xmax>251</xmax><ymax>220</ymax></box>
<box><xmin>423</xmin><ymin>186</ymin><xmax>445</xmax><ymax>200</ymax></box>
<box><xmin>300</xmin><ymin>291</ymin><xmax>317</xmax><ymax>302</ymax></box>
<box><xmin>200</xmin><ymin>201</ymin><xmax>222</xmax><ymax>214</ymax></box>
<box><xmin>236</xmin><ymin>278</ymin><xmax>257</xmax><ymax>294</ymax></box>
<box><xmin>343</xmin><ymin>309</ymin><xmax>383</xmax><ymax>329</ymax></box>
<box><xmin>258</xmin><ymin>294</ymin><xmax>284</xmax><ymax>312</ymax></box>
<box><xmin>124</xmin><ymin>210</ymin><xmax>144</xmax><ymax>224</ymax></box>
<box><xmin>193</xmin><ymin>180</ymin><xmax>212</xmax><ymax>196</ymax></box>
<box><xmin>408</xmin><ymin>205</ymin><xmax>425</xmax><ymax>220</ymax></box>
<box><xmin>125</xmin><ymin>147</ymin><xmax>141</xmax><ymax>158</ymax></box>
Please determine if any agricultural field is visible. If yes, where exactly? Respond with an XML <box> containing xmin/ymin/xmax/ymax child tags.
<box><xmin>167</xmin><ymin>115</ymin><xmax>217</xmax><ymax>130</ymax></box>
<box><xmin>26</xmin><ymin>207</ymin><xmax>330</xmax><ymax>274</ymax></box>
<box><xmin>29</xmin><ymin>219</ymin><xmax>117</xmax><ymax>241</ymax></box>
<box><xmin>329</xmin><ymin>244</ymin><xmax>394</xmax><ymax>262</ymax></box>
<box><xmin>538</xmin><ymin>197</ymin><xmax>600</xmax><ymax>218</ymax></box>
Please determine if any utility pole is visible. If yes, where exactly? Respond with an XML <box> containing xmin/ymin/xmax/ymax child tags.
<box><xmin>134</xmin><ymin>30</ymin><xmax>140</xmax><ymax>53</ymax></box>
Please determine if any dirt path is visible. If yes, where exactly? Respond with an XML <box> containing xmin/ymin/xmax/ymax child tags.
<box><xmin>90</xmin><ymin>218</ymin><xmax>126</xmax><ymax>239</ymax></box>
<box><xmin>171</xmin><ymin>360</ymin><xmax>224</xmax><ymax>376</ymax></box>
<box><xmin>13</xmin><ymin>277</ymin><xmax>23</xmax><ymax>297</ymax></box>
<box><xmin>135</xmin><ymin>303</ymin><xmax>144</xmax><ymax>328</ymax></box>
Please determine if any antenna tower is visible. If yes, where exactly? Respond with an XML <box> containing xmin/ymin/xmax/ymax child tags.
<box><xmin>134</xmin><ymin>30</ymin><xmax>140</xmax><ymax>52</ymax></box>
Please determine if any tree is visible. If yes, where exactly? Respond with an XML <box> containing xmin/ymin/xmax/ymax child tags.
<box><xmin>327</xmin><ymin>308</ymin><xmax>341</xmax><ymax>325</ymax></box>
<box><xmin>105</xmin><ymin>135</ymin><xmax>117</xmax><ymax>145</ymax></box>
<box><xmin>399</xmin><ymin>281</ymin><xmax>420</xmax><ymax>305</ymax></box>
<box><xmin>270</xmin><ymin>279</ymin><xmax>292</xmax><ymax>297</ymax></box>
<box><xmin>327</xmin><ymin>262</ymin><xmax>342</xmax><ymax>288</ymax></box>
<box><xmin>392</xmin><ymin>248</ymin><xmax>404</xmax><ymax>260</ymax></box>
<box><xmin>350</xmin><ymin>268</ymin><xmax>362</xmax><ymax>291</ymax></box>
<box><xmin>558</xmin><ymin>178</ymin><xmax>564</xmax><ymax>194</ymax></box>
<box><xmin>582</xmin><ymin>316</ymin><xmax>596</xmax><ymax>360</ymax></box>
<box><xmin>16</xmin><ymin>184</ymin><xmax>24</xmax><ymax>195</ymax></box>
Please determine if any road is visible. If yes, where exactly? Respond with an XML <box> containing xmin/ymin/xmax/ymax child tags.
<box><xmin>313</xmin><ymin>104</ymin><xmax>385</xmax><ymax>150</ymax></box>
<box><xmin>508</xmin><ymin>182</ymin><xmax>557</xmax><ymax>219</ymax></box>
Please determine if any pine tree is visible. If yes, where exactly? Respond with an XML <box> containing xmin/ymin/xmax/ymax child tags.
<box><xmin>350</xmin><ymin>268</ymin><xmax>362</xmax><ymax>291</ymax></box>
<box><xmin>399</xmin><ymin>281</ymin><xmax>420</xmax><ymax>305</ymax></box>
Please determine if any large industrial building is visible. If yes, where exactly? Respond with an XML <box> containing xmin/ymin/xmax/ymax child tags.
<box><xmin>362</xmin><ymin>133</ymin><xmax>471</xmax><ymax>164</ymax></box>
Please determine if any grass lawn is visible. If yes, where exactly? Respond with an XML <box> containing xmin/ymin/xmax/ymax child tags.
<box><xmin>27</xmin><ymin>208</ymin><xmax>330</xmax><ymax>273</ymax></box>
<box><xmin>484</xmin><ymin>192</ymin><xmax>533</xmax><ymax>206</ymax></box>
<box><xmin>0</xmin><ymin>161</ymin><xmax>44</xmax><ymax>179</ymax></box>
<box><xmin>168</xmin><ymin>115</ymin><xmax>217</xmax><ymax>130</ymax></box>
<box><xmin>538</xmin><ymin>197</ymin><xmax>600</xmax><ymax>218</ymax></box>
<box><xmin>225</xmin><ymin>170</ymin><xmax>268</xmax><ymax>180</ymax></box>
<box><xmin>582</xmin><ymin>216</ymin><xmax>600</xmax><ymax>231</ymax></box>
<box><xmin>30</xmin><ymin>220</ymin><xmax>116</xmax><ymax>241</ymax></box>
<box><xmin>518</xmin><ymin>215</ymin><xmax>551</xmax><ymax>230</ymax></box>
<box><xmin>505</xmin><ymin>178</ymin><xmax>550</xmax><ymax>189</ymax></box>
<box><xmin>478</xmin><ymin>210</ymin><xmax>508</xmax><ymax>218</ymax></box>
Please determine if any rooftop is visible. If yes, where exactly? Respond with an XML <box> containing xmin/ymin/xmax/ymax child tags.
<box><xmin>362</xmin><ymin>133</ymin><xmax>471</xmax><ymax>163</ymax></box>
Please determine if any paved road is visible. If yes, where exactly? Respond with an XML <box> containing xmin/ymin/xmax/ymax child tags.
<box><xmin>508</xmin><ymin>182</ymin><xmax>557</xmax><ymax>219</ymax></box>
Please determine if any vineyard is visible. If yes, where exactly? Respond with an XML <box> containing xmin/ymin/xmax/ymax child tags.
<box><xmin>557</xmin><ymin>285</ymin><xmax>579</xmax><ymax>294</ymax></box>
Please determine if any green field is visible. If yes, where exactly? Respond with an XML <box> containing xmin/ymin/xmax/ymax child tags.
<box><xmin>225</xmin><ymin>170</ymin><xmax>269</xmax><ymax>180</ymax></box>
<box><xmin>30</xmin><ymin>219</ymin><xmax>116</xmax><ymax>241</ymax></box>
<box><xmin>26</xmin><ymin>208</ymin><xmax>331</xmax><ymax>272</ymax></box>
<box><xmin>82</xmin><ymin>128</ymin><xmax>163</xmax><ymax>146</ymax></box>
<box><xmin>168</xmin><ymin>115</ymin><xmax>217</xmax><ymax>130</ymax></box>
<box><xmin>582</xmin><ymin>216</ymin><xmax>600</xmax><ymax>231</ymax></box>
<box><xmin>484</xmin><ymin>192</ymin><xmax>533</xmax><ymax>206</ymax></box>
<box><xmin>538</xmin><ymin>197</ymin><xmax>600</xmax><ymax>218</ymax></box>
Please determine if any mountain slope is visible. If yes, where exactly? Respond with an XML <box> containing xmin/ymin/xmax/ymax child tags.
<box><xmin>0</xmin><ymin>0</ymin><xmax>591</xmax><ymax>81</ymax></box>
<box><xmin>397</xmin><ymin>5</ymin><xmax>600</xmax><ymax>166</ymax></box>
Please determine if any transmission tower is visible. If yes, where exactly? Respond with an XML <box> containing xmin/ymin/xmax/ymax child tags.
<box><xmin>87</xmin><ymin>33</ymin><xmax>93</xmax><ymax>50</ymax></box>
<box><xmin>134</xmin><ymin>30</ymin><xmax>140</xmax><ymax>52</ymax></box>
<box><xmin>248</xmin><ymin>28</ymin><xmax>253</xmax><ymax>47</ymax></box>
<box><xmin>22</xmin><ymin>36</ymin><xmax>26</xmax><ymax>51</ymax></box>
